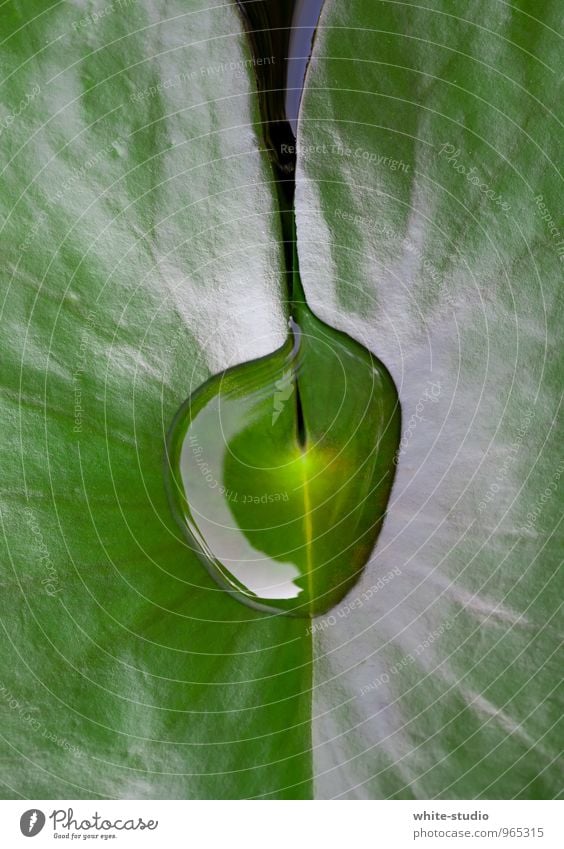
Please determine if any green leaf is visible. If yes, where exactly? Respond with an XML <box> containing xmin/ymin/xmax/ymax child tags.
<box><xmin>0</xmin><ymin>0</ymin><xmax>311</xmax><ymax>799</ymax></box>
<box><xmin>1</xmin><ymin>0</ymin><xmax>561</xmax><ymax>801</ymax></box>
<box><xmin>296</xmin><ymin>0</ymin><xmax>563</xmax><ymax>798</ymax></box>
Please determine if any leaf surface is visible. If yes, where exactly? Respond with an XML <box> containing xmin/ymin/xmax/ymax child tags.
<box><xmin>297</xmin><ymin>0</ymin><xmax>563</xmax><ymax>798</ymax></box>
<box><xmin>0</xmin><ymin>0</ymin><xmax>311</xmax><ymax>799</ymax></box>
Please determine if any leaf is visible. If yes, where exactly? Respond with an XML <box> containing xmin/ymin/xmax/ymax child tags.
<box><xmin>296</xmin><ymin>0</ymin><xmax>563</xmax><ymax>798</ymax></box>
<box><xmin>1</xmin><ymin>0</ymin><xmax>561</xmax><ymax>801</ymax></box>
<box><xmin>0</xmin><ymin>0</ymin><xmax>312</xmax><ymax>799</ymax></box>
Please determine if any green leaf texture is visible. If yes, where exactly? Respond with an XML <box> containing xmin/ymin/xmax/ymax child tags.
<box><xmin>0</xmin><ymin>0</ymin><xmax>311</xmax><ymax>799</ymax></box>
<box><xmin>0</xmin><ymin>0</ymin><xmax>561</xmax><ymax>800</ymax></box>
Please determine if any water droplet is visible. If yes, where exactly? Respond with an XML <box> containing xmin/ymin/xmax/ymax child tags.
<box><xmin>166</xmin><ymin>297</ymin><xmax>400</xmax><ymax>616</ymax></box>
